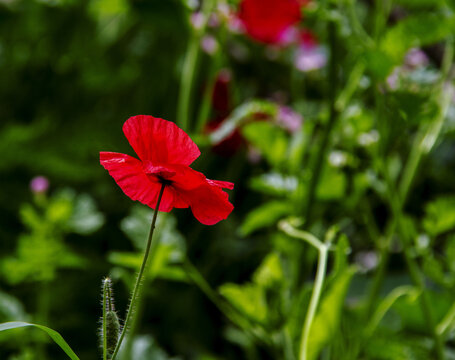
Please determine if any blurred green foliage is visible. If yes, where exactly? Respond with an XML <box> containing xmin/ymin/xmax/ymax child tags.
<box><xmin>2</xmin><ymin>0</ymin><xmax>455</xmax><ymax>359</ymax></box>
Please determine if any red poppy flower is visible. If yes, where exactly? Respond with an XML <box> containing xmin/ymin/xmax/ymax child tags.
<box><xmin>238</xmin><ymin>0</ymin><xmax>303</xmax><ymax>44</ymax></box>
<box><xmin>100</xmin><ymin>115</ymin><xmax>234</xmax><ymax>225</ymax></box>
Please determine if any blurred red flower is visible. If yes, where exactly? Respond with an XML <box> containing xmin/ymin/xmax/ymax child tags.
<box><xmin>206</xmin><ymin>70</ymin><xmax>245</xmax><ymax>156</ymax></box>
<box><xmin>238</xmin><ymin>0</ymin><xmax>303</xmax><ymax>44</ymax></box>
<box><xmin>100</xmin><ymin>115</ymin><xmax>234</xmax><ymax>225</ymax></box>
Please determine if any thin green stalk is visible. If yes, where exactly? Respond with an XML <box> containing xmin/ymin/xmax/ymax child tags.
<box><xmin>299</xmin><ymin>245</ymin><xmax>328</xmax><ymax>360</ymax></box>
<box><xmin>437</xmin><ymin>301</ymin><xmax>455</xmax><ymax>337</ymax></box>
<box><xmin>278</xmin><ymin>221</ymin><xmax>330</xmax><ymax>360</ymax></box>
<box><xmin>195</xmin><ymin>25</ymin><xmax>227</xmax><ymax>134</ymax></box>
<box><xmin>303</xmin><ymin>21</ymin><xmax>339</xmax><ymax>223</ymax></box>
<box><xmin>177</xmin><ymin>0</ymin><xmax>213</xmax><ymax>132</ymax></box>
<box><xmin>346</xmin><ymin>0</ymin><xmax>374</xmax><ymax>48</ymax></box>
<box><xmin>111</xmin><ymin>183</ymin><xmax>166</xmax><ymax>360</ymax></box>
<box><xmin>102</xmin><ymin>280</ymin><xmax>108</xmax><ymax>360</ymax></box>
<box><xmin>177</xmin><ymin>35</ymin><xmax>200</xmax><ymax>132</ymax></box>
<box><xmin>366</xmin><ymin>285</ymin><xmax>417</xmax><ymax>337</ymax></box>
<box><xmin>364</xmin><ymin>222</ymin><xmax>395</xmax><ymax>317</ymax></box>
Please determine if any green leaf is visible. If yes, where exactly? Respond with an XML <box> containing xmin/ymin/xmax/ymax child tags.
<box><xmin>366</xmin><ymin>14</ymin><xmax>455</xmax><ymax>78</ymax></box>
<box><xmin>423</xmin><ymin>196</ymin><xmax>455</xmax><ymax>236</ymax></box>
<box><xmin>249</xmin><ymin>172</ymin><xmax>298</xmax><ymax>197</ymax></box>
<box><xmin>0</xmin><ymin>291</ymin><xmax>28</xmax><ymax>322</ymax></box>
<box><xmin>316</xmin><ymin>166</ymin><xmax>346</xmax><ymax>200</ymax></box>
<box><xmin>307</xmin><ymin>267</ymin><xmax>356</xmax><ymax>360</ymax></box>
<box><xmin>68</xmin><ymin>193</ymin><xmax>105</xmax><ymax>235</ymax></box>
<box><xmin>393</xmin><ymin>290</ymin><xmax>452</xmax><ymax>332</ymax></box>
<box><xmin>242</xmin><ymin>122</ymin><xmax>289</xmax><ymax>168</ymax></box>
<box><xmin>121</xmin><ymin>207</ymin><xmax>185</xmax><ymax>256</ymax></box>
<box><xmin>382</xmin><ymin>14</ymin><xmax>455</xmax><ymax>62</ymax></box>
<box><xmin>240</xmin><ymin>201</ymin><xmax>292</xmax><ymax>236</ymax></box>
<box><xmin>253</xmin><ymin>252</ymin><xmax>284</xmax><ymax>288</ymax></box>
<box><xmin>219</xmin><ymin>283</ymin><xmax>268</xmax><ymax>324</ymax></box>
<box><xmin>209</xmin><ymin>100</ymin><xmax>278</xmax><ymax>145</ymax></box>
<box><xmin>0</xmin><ymin>322</ymin><xmax>80</xmax><ymax>360</ymax></box>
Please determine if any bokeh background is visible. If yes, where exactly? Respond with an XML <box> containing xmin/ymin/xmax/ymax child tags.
<box><xmin>2</xmin><ymin>0</ymin><xmax>455</xmax><ymax>359</ymax></box>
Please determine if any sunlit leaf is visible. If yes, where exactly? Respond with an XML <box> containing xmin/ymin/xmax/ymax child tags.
<box><xmin>250</xmin><ymin>172</ymin><xmax>298</xmax><ymax>196</ymax></box>
<box><xmin>316</xmin><ymin>166</ymin><xmax>346</xmax><ymax>200</ymax></box>
<box><xmin>423</xmin><ymin>196</ymin><xmax>455</xmax><ymax>236</ymax></box>
<box><xmin>0</xmin><ymin>322</ymin><xmax>80</xmax><ymax>360</ymax></box>
<box><xmin>307</xmin><ymin>267</ymin><xmax>356</xmax><ymax>360</ymax></box>
<box><xmin>240</xmin><ymin>201</ymin><xmax>292</xmax><ymax>236</ymax></box>
<box><xmin>0</xmin><ymin>291</ymin><xmax>28</xmax><ymax>322</ymax></box>
<box><xmin>219</xmin><ymin>283</ymin><xmax>268</xmax><ymax>324</ymax></box>
<box><xmin>242</xmin><ymin>122</ymin><xmax>288</xmax><ymax>168</ymax></box>
<box><xmin>68</xmin><ymin>194</ymin><xmax>105</xmax><ymax>235</ymax></box>
<box><xmin>253</xmin><ymin>252</ymin><xmax>284</xmax><ymax>288</ymax></box>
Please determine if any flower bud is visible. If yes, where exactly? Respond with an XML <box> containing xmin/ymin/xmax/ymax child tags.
<box><xmin>100</xmin><ymin>278</ymin><xmax>121</xmax><ymax>358</ymax></box>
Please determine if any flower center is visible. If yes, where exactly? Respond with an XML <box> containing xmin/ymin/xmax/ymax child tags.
<box><xmin>157</xmin><ymin>176</ymin><xmax>173</xmax><ymax>186</ymax></box>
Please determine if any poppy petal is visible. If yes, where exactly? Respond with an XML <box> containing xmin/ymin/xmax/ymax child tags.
<box><xmin>100</xmin><ymin>151</ymin><xmax>173</xmax><ymax>212</ymax></box>
<box><xmin>184</xmin><ymin>182</ymin><xmax>234</xmax><ymax>225</ymax></box>
<box><xmin>142</xmin><ymin>162</ymin><xmax>206</xmax><ymax>190</ymax></box>
<box><xmin>207</xmin><ymin>179</ymin><xmax>235</xmax><ymax>190</ymax></box>
<box><xmin>123</xmin><ymin>115</ymin><xmax>201</xmax><ymax>165</ymax></box>
<box><xmin>238</xmin><ymin>0</ymin><xmax>301</xmax><ymax>44</ymax></box>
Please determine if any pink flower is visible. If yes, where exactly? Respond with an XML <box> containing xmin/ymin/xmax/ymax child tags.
<box><xmin>30</xmin><ymin>176</ymin><xmax>49</xmax><ymax>194</ymax></box>
<box><xmin>294</xmin><ymin>31</ymin><xmax>327</xmax><ymax>72</ymax></box>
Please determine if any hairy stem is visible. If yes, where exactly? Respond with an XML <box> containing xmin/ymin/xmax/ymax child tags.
<box><xmin>102</xmin><ymin>280</ymin><xmax>108</xmax><ymax>360</ymax></box>
<box><xmin>111</xmin><ymin>183</ymin><xmax>166</xmax><ymax>360</ymax></box>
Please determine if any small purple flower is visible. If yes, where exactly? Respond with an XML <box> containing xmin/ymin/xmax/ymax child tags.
<box><xmin>386</xmin><ymin>68</ymin><xmax>400</xmax><ymax>90</ymax></box>
<box><xmin>277</xmin><ymin>106</ymin><xmax>303</xmax><ymax>133</ymax></box>
<box><xmin>404</xmin><ymin>48</ymin><xmax>429</xmax><ymax>69</ymax></box>
<box><xmin>355</xmin><ymin>251</ymin><xmax>379</xmax><ymax>273</ymax></box>
<box><xmin>201</xmin><ymin>35</ymin><xmax>218</xmax><ymax>55</ymax></box>
<box><xmin>190</xmin><ymin>12</ymin><xmax>205</xmax><ymax>30</ymax></box>
<box><xmin>208</xmin><ymin>13</ymin><xmax>221</xmax><ymax>28</ymax></box>
<box><xmin>295</xmin><ymin>46</ymin><xmax>327</xmax><ymax>72</ymax></box>
<box><xmin>30</xmin><ymin>176</ymin><xmax>49</xmax><ymax>194</ymax></box>
<box><xmin>247</xmin><ymin>146</ymin><xmax>262</xmax><ymax>164</ymax></box>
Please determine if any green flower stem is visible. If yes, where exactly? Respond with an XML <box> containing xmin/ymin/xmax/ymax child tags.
<box><xmin>300</xmin><ymin>245</ymin><xmax>328</xmax><ymax>360</ymax></box>
<box><xmin>102</xmin><ymin>280</ymin><xmax>108</xmax><ymax>360</ymax></box>
<box><xmin>278</xmin><ymin>221</ymin><xmax>330</xmax><ymax>360</ymax></box>
<box><xmin>366</xmin><ymin>285</ymin><xmax>417</xmax><ymax>337</ymax></box>
<box><xmin>303</xmin><ymin>20</ymin><xmax>339</xmax><ymax>223</ymax></box>
<box><xmin>346</xmin><ymin>0</ymin><xmax>374</xmax><ymax>48</ymax></box>
<box><xmin>177</xmin><ymin>0</ymin><xmax>214</xmax><ymax>132</ymax></box>
<box><xmin>195</xmin><ymin>25</ymin><xmax>227</xmax><ymax>134</ymax></box>
<box><xmin>110</xmin><ymin>183</ymin><xmax>166</xmax><ymax>360</ymax></box>
<box><xmin>364</xmin><ymin>221</ymin><xmax>395</xmax><ymax>317</ymax></box>
<box><xmin>437</xmin><ymin>301</ymin><xmax>455</xmax><ymax>337</ymax></box>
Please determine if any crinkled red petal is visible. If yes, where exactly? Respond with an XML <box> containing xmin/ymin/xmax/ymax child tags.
<box><xmin>182</xmin><ymin>182</ymin><xmax>234</xmax><ymax>225</ymax></box>
<box><xmin>207</xmin><ymin>179</ymin><xmax>235</xmax><ymax>190</ymax></box>
<box><xmin>100</xmin><ymin>151</ymin><xmax>173</xmax><ymax>212</ymax></box>
<box><xmin>123</xmin><ymin>115</ymin><xmax>201</xmax><ymax>165</ymax></box>
<box><xmin>142</xmin><ymin>162</ymin><xmax>207</xmax><ymax>190</ymax></box>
